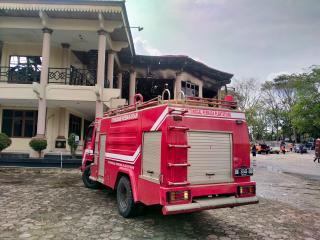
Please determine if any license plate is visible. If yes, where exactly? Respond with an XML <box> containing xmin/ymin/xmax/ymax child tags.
<box><xmin>235</xmin><ymin>168</ymin><xmax>253</xmax><ymax>176</ymax></box>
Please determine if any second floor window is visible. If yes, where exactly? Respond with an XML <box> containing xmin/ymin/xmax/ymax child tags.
<box><xmin>8</xmin><ymin>56</ymin><xmax>42</xmax><ymax>84</ymax></box>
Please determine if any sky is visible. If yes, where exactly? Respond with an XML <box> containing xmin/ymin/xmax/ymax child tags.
<box><xmin>125</xmin><ymin>0</ymin><xmax>320</xmax><ymax>83</ymax></box>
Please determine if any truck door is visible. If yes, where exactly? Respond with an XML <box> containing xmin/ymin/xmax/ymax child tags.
<box><xmin>142</xmin><ymin>132</ymin><xmax>161</xmax><ymax>181</ymax></box>
<box><xmin>98</xmin><ymin>134</ymin><xmax>107</xmax><ymax>179</ymax></box>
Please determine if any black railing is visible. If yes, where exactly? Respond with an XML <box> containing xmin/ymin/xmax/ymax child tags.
<box><xmin>0</xmin><ymin>66</ymin><xmax>41</xmax><ymax>84</ymax></box>
<box><xmin>0</xmin><ymin>66</ymin><xmax>97</xmax><ymax>87</ymax></box>
<box><xmin>48</xmin><ymin>68</ymin><xmax>96</xmax><ymax>86</ymax></box>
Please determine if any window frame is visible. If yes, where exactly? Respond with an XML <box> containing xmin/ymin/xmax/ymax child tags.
<box><xmin>182</xmin><ymin>81</ymin><xmax>199</xmax><ymax>97</ymax></box>
<box><xmin>1</xmin><ymin>109</ymin><xmax>38</xmax><ymax>138</ymax></box>
<box><xmin>68</xmin><ymin>114</ymin><xmax>82</xmax><ymax>139</ymax></box>
<box><xmin>9</xmin><ymin>55</ymin><xmax>42</xmax><ymax>70</ymax></box>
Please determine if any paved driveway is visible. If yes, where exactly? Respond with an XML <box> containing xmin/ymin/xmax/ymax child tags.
<box><xmin>0</xmin><ymin>161</ymin><xmax>319</xmax><ymax>239</ymax></box>
<box><xmin>253</xmin><ymin>151</ymin><xmax>320</xmax><ymax>179</ymax></box>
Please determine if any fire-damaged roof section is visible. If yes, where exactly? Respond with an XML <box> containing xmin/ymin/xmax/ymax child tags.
<box><xmin>133</xmin><ymin>55</ymin><xmax>233</xmax><ymax>84</ymax></box>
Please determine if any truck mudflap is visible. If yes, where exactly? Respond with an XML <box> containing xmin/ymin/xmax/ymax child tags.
<box><xmin>162</xmin><ymin>196</ymin><xmax>259</xmax><ymax>215</ymax></box>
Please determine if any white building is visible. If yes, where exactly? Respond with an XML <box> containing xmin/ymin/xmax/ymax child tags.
<box><xmin>0</xmin><ymin>0</ymin><xmax>233</xmax><ymax>156</ymax></box>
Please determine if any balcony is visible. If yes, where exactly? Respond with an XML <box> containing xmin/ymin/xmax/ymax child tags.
<box><xmin>0</xmin><ymin>66</ymin><xmax>97</xmax><ymax>86</ymax></box>
<box><xmin>0</xmin><ymin>66</ymin><xmax>40</xmax><ymax>84</ymax></box>
<box><xmin>48</xmin><ymin>68</ymin><xmax>96</xmax><ymax>86</ymax></box>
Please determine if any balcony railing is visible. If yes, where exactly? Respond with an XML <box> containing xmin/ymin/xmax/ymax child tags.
<box><xmin>0</xmin><ymin>66</ymin><xmax>41</xmax><ymax>84</ymax></box>
<box><xmin>0</xmin><ymin>66</ymin><xmax>97</xmax><ymax>87</ymax></box>
<box><xmin>48</xmin><ymin>68</ymin><xmax>96</xmax><ymax>86</ymax></box>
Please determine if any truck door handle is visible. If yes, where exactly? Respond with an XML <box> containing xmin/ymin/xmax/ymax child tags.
<box><xmin>147</xmin><ymin>170</ymin><xmax>154</xmax><ymax>174</ymax></box>
<box><xmin>206</xmin><ymin>173</ymin><xmax>215</xmax><ymax>176</ymax></box>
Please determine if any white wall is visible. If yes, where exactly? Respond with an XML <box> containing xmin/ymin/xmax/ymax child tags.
<box><xmin>0</xmin><ymin>105</ymin><xmax>37</xmax><ymax>153</ymax></box>
<box><xmin>0</xmin><ymin>106</ymin><xmax>92</xmax><ymax>154</ymax></box>
<box><xmin>1</xmin><ymin>42</ymin><xmax>84</xmax><ymax>68</ymax></box>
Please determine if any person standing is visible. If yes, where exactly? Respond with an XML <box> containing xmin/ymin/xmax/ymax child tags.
<box><xmin>314</xmin><ymin>139</ymin><xmax>320</xmax><ymax>163</ymax></box>
<box><xmin>288</xmin><ymin>143</ymin><xmax>293</xmax><ymax>152</ymax></box>
<box><xmin>299</xmin><ymin>144</ymin><xmax>304</xmax><ymax>154</ymax></box>
<box><xmin>281</xmin><ymin>144</ymin><xmax>286</xmax><ymax>154</ymax></box>
<box><xmin>251</xmin><ymin>144</ymin><xmax>257</xmax><ymax>157</ymax></box>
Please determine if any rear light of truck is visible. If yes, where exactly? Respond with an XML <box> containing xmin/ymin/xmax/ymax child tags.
<box><xmin>237</xmin><ymin>185</ymin><xmax>256</xmax><ymax>196</ymax></box>
<box><xmin>166</xmin><ymin>190</ymin><xmax>190</xmax><ymax>203</ymax></box>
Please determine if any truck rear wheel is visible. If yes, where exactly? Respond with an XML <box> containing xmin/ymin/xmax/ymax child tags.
<box><xmin>116</xmin><ymin>176</ymin><xmax>138</xmax><ymax>218</ymax></box>
<box><xmin>82</xmin><ymin>165</ymin><xmax>99</xmax><ymax>189</ymax></box>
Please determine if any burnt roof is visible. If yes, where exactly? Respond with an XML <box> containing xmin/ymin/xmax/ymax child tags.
<box><xmin>132</xmin><ymin>55</ymin><xmax>233</xmax><ymax>84</ymax></box>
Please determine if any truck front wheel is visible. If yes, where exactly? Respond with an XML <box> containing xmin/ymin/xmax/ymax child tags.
<box><xmin>82</xmin><ymin>165</ymin><xmax>100</xmax><ymax>189</ymax></box>
<box><xmin>116</xmin><ymin>176</ymin><xmax>137</xmax><ymax>218</ymax></box>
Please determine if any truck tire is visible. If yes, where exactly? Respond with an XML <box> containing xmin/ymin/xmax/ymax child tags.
<box><xmin>82</xmin><ymin>165</ymin><xmax>100</xmax><ymax>189</ymax></box>
<box><xmin>116</xmin><ymin>176</ymin><xmax>138</xmax><ymax>218</ymax></box>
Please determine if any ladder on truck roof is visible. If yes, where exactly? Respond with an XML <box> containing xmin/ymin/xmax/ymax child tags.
<box><xmin>104</xmin><ymin>90</ymin><xmax>237</xmax><ymax>117</ymax></box>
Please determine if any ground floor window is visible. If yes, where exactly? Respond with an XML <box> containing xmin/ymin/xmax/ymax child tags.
<box><xmin>69</xmin><ymin>114</ymin><xmax>82</xmax><ymax>139</ymax></box>
<box><xmin>1</xmin><ymin>110</ymin><xmax>38</xmax><ymax>137</ymax></box>
<box><xmin>182</xmin><ymin>81</ymin><xmax>199</xmax><ymax>97</ymax></box>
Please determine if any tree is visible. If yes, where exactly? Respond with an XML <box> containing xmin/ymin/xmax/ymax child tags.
<box><xmin>261</xmin><ymin>81</ymin><xmax>283</xmax><ymax>140</ymax></box>
<box><xmin>291</xmin><ymin>67</ymin><xmax>320</xmax><ymax>139</ymax></box>
<box><xmin>232</xmin><ymin>78</ymin><xmax>266</xmax><ymax>141</ymax></box>
<box><xmin>272</xmin><ymin>74</ymin><xmax>299</xmax><ymax>141</ymax></box>
<box><xmin>29</xmin><ymin>138</ymin><xmax>47</xmax><ymax>158</ymax></box>
<box><xmin>232</xmin><ymin>78</ymin><xmax>261</xmax><ymax>111</ymax></box>
<box><xmin>68</xmin><ymin>133</ymin><xmax>79</xmax><ymax>158</ymax></box>
<box><xmin>0</xmin><ymin>133</ymin><xmax>12</xmax><ymax>152</ymax></box>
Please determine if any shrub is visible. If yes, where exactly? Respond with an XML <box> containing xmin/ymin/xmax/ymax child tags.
<box><xmin>0</xmin><ymin>133</ymin><xmax>12</xmax><ymax>152</ymax></box>
<box><xmin>29</xmin><ymin>138</ymin><xmax>47</xmax><ymax>158</ymax></box>
<box><xmin>68</xmin><ymin>133</ymin><xmax>79</xmax><ymax>158</ymax></box>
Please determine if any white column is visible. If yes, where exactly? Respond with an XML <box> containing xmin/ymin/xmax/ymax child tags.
<box><xmin>117</xmin><ymin>72</ymin><xmax>123</xmax><ymax>98</ymax></box>
<box><xmin>199</xmin><ymin>82</ymin><xmax>203</xmax><ymax>98</ymax></box>
<box><xmin>36</xmin><ymin>28</ymin><xmax>52</xmax><ymax>137</ymax></box>
<box><xmin>0</xmin><ymin>42</ymin><xmax>7</xmax><ymax>82</ymax></box>
<box><xmin>129</xmin><ymin>70</ymin><xmax>136</xmax><ymax>105</ymax></box>
<box><xmin>0</xmin><ymin>41</ymin><xmax>3</xmax><ymax>67</ymax></box>
<box><xmin>57</xmin><ymin>108</ymin><xmax>66</xmax><ymax>138</ymax></box>
<box><xmin>107</xmin><ymin>50</ymin><xmax>115</xmax><ymax>88</ymax></box>
<box><xmin>61</xmin><ymin>43</ymin><xmax>70</xmax><ymax>68</ymax></box>
<box><xmin>174</xmin><ymin>72</ymin><xmax>182</xmax><ymax>99</ymax></box>
<box><xmin>96</xmin><ymin>30</ymin><xmax>107</xmax><ymax>118</ymax></box>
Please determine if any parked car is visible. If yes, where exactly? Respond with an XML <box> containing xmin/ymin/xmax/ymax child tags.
<box><xmin>294</xmin><ymin>144</ymin><xmax>307</xmax><ymax>153</ymax></box>
<box><xmin>305</xmin><ymin>142</ymin><xmax>315</xmax><ymax>150</ymax></box>
<box><xmin>269</xmin><ymin>146</ymin><xmax>280</xmax><ymax>154</ymax></box>
<box><xmin>256</xmin><ymin>143</ymin><xmax>270</xmax><ymax>154</ymax></box>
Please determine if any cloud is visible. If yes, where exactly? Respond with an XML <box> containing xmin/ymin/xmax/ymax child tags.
<box><xmin>193</xmin><ymin>56</ymin><xmax>205</xmax><ymax>64</ymax></box>
<box><xmin>133</xmin><ymin>37</ymin><xmax>162</xmax><ymax>56</ymax></box>
<box><xmin>266</xmin><ymin>71</ymin><xmax>291</xmax><ymax>82</ymax></box>
<box><xmin>194</xmin><ymin>0</ymin><xmax>227</xmax><ymax>5</ymax></box>
<box><xmin>127</xmin><ymin>0</ymin><xmax>320</xmax><ymax>82</ymax></box>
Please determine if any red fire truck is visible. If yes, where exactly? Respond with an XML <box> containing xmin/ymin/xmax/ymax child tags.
<box><xmin>81</xmin><ymin>91</ymin><xmax>258</xmax><ymax>217</ymax></box>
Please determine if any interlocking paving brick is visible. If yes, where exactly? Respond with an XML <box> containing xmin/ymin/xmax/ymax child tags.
<box><xmin>0</xmin><ymin>167</ymin><xmax>319</xmax><ymax>240</ymax></box>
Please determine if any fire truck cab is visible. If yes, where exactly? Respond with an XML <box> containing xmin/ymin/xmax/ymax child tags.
<box><xmin>81</xmin><ymin>92</ymin><xmax>258</xmax><ymax>217</ymax></box>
